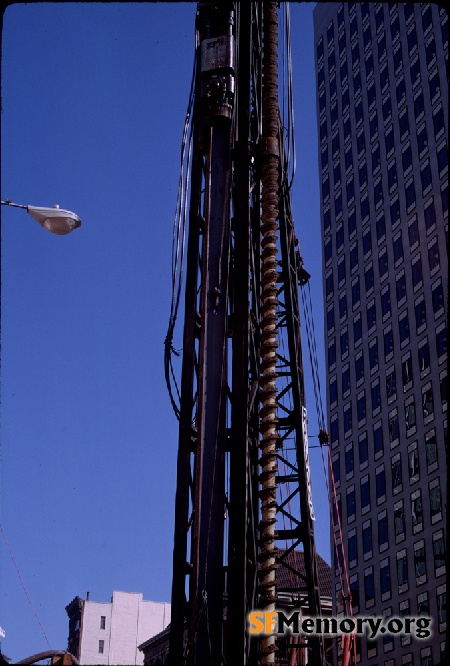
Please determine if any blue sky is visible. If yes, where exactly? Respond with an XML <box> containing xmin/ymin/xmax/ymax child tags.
<box><xmin>1</xmin><ymin>3</ymin><xmax>326</xmax><ymax>661</ymax></box>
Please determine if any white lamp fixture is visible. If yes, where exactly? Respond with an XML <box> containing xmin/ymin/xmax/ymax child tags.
<box><xmin>1</xmin><ymin>199</ymin><xmax>82</xmax><ymax>235</ymax></box>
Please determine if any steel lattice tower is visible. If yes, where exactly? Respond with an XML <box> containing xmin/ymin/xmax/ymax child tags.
<box><xmin>167</xmin><ymin>4</ymin><xmax>325</xmax><ymax>665</ymax></box>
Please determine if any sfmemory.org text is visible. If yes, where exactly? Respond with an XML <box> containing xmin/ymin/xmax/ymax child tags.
<box><xmin>248</xmin><ymin>612</ymin><xmax>432</xmax><ymax>640</ymax></box>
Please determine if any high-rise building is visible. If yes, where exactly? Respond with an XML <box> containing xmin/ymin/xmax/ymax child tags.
<box><xmin>313</xmin><ymin>3</ymin><xmax>447</xmax><ymax>665</ymax></box>
<box><xmin>65</xmin><ymin>591</ymin><xmax>171</xmax><ymax>665</ymax></box>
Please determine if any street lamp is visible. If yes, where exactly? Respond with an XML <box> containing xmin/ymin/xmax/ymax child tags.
<box><xmin>1</xmin><ymin>199</ymin><xmax>82</xmax><ymax>235</ymax></box>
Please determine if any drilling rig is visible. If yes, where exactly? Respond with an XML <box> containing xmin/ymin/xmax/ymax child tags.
<box><xmin>165</xmin><ymin>3</ymin><xmax>326</xmax><ymax>665</ymax></box>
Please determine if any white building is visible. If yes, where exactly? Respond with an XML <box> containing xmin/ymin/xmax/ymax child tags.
<box><xmin>66</xmin><ymin>590</ymin><xmax>171</xmax><ymax>665</ymax></box>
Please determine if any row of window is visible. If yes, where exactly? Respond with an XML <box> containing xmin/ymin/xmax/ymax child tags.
<box><xmin>330</xmin><ymin>366</ymin><xmax>446</xmax><ymax>449</ymax></box>
<box><xmin>318</xmin><ymin>3</ymin><xmax>446</xmax><ymax>67</ymax></box>
<box><xmin>336</xmin><ymin>468</ymin><xmax>443</xmax><ymax>534</ymax></box>
<box><xmin>326</xmin><ymin>237</ymin><xmax>444</xmax><ymax>308</ymax></box>
<box><xmin>323</xmin><ymin>153</ymin><xmax>447</xmax><ymax>239</ymax></box>
<box><xmin>324</xmin><ymin>197</ymin><xmax>444</xmax><ymax>268</ymax></box>
<box><xmin>322</xmin><ymin>133</ymin><xmax>447</xmax><ymax>212</ymax></box>
<box><xmin>327</xmin><ymin>309</ymin><xmax>447</xmax><ymax>374</ymax></box>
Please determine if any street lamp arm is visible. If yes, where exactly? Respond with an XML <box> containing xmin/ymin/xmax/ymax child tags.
<box><xmin>1</xmin><ymin>199</ymin><xmax>81</xmax><ymax>235</ymax></box>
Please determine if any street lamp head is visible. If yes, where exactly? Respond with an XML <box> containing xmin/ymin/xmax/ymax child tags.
<box><xmin>1</xmin><ymin>199</ymin><xmax>82</xmax><ymax>235</ymax></box>
<box><xmin>26</xmin><ymin>204</ymin><xmax>82</xmax><ymax>235</ymax></box>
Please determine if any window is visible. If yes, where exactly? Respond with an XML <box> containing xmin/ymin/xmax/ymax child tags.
<box><xmin>381</xmin><ymin>287</ymin><xmax>391</xmax><ymax>318</ymax></box>
<box><xmin>347</xmin><ymin>487</ymin><xmax>356</xmax><ymax>520</ymax></box>
<box><xmin>402</xmin><ymin>144</ymin><xmax>412</xmax><ymax>173</ymax></box>
<box><xmin>433</xmin><ymin>531</ymin><xmax>446</xmax><ymax>575</ymax></box>
<box><xmin>390</xmin><ymin>198</ymin><xmax>401</xmax><ymax>227</ymax></box>
<box><xmin>432</xmin><ymin>280</ymin><xmax>445</xmax><ymax>314</ymax></box>
<box><xmin>330</xmin><ymin>417</ymin><xmax>339</xmax><ymax>446</ymax></box>
<box><xmin>386</xmin><ymin>368</ymin><xmax>396</xmax><ymax>401</ymax></box>
<box><xmin>372</xmin><ymin>144</ymin><xmax>381</xmax><ymax>173</ymax></box>
<box><xmin>352</xmin><ymin>279</ymin><xmax>361</xmax><ymax>308</ymax></box>
<box><xmin>407</xmin><ymin>27</ymin><xmax>418</xmax><ymax>55</ymax></box>
<box><xmin>345</xmin><ymin>144</ymin><xmax>353</xmax><ymax>171</ymax></box>
<box><xmin>400</xmin><ymin>110</ymin><xmax>410</xmax><ymax>139</ymax></box>
<box><xmin>433</xmin><ymin>106</ymin><xmax>445</xmax><ymax>138</ymax></box>
<box><xmin>410</xmin><ymin>58</ymin><xmax>421</xmax><ymax>87</ymax></box>
<box><xmin>344</xmin><ymin>403</ymin><xmax>352</xmax><ymax>434</ymax></box>
<box><xmin>337</xmin><ymin>256</ymin><xmax>345</xmax><ymax>282</ymax></box>
<box><xmin>376</xmin><ymin>467</ymin><xmax>386</xmax><ymax>501</ymax></box>
<box><xmin>382</xmin><ymin>96</ymin><xmax>391</xmax><ymax>123</ymax></box>
<box><xmin>362</xmin><ymin>230</ymin><xmax>372</xmax><ymax>258</ymax></box>
<box><xmin>389</xmin><ymin>410</ymin><xmax>399</xmax><ymax>445</ymax></box>
<box><xmin>385</xmin><ymin>126</ymin><xmax>394</xmax><ymax>155</ymax></box>
<box><xmin>363</xmin><ymin>27</ymin><xmax>372</xmax><ymax>53</ymax></box>
<box><xmin>367</xmin><ymin>82</ymin><xmax>376</xmax><ymax>109</ymax></box>
<box><xmin>414</xmin><ymin>91</ymin><xmax>425</xmax><ymax>120</ymax></box>
<box><xmin>359</xmin><ymin>433</ymin><xmax>368</xmax><ymax>467</ymax></box>
<box><xmin>342</xmin><ymin>365</ymin><xmax>350</xmax><ymax>393</ymax></box>
<box><xmin>329</xmin><ymin>377</ymin><xmax>337</xmax><ymax>404</ymax></box>
<box><xmin>376</xmin><ymin>214</ymin><xmax>386</xmax><ymax>241</ymax></box>
<box><xmin>336</xmin><ymin>224</ymin><xmax>345</xmax><ymax>253</ymax></box>
<box><xmin>364</xmin><ymin>567</ymin><xmax>375</xmax><ymax>605</ymax></box>
<box><xmin>328</xmin><ymin>339</ymin><xmax>336</xmax><ymax>369</ymax></box>
<box><xmin>394</xmin><ymin>502</ymin><xmax>406</xmax><ymax>541</ymax></box>
<box><xmin>324</xmin><ymin>208</ymin><xmax>331</xmax><ymax>232</ymax></box>
<box><xmin>384</xmin><ymin>328</ymin><xmax>394</xmax><ymax>359</ymax></box>
<box><xmin>437</xmin><ymin>142</ymin><xmax>448</xmax><ymax>175</ymax></box>
<box><xmin>357</xmin><ymin>391</ymin><xmax>366</xmax><ymax>422</ymax></box>
<box><xmin>354</xmin><ymin>73</ymin><xmax>362</xmax><ymax>98</ymax></box>
<box><xmin>371</xmin><ymin>381</ymin><xmax>381</xmax><ymax>412</ymax></box>
<box><xmin>346</xmin><ymin>177</ymin><xmax>355</xmax><ymax>202</ymax></box>
<box><xmin>379</xmin><ymin>250</ymin><xmax>388</xmax><ymax>278</ymax></box>
<box><xmin>390</xmin><ymin>14</ymin><xmax>400</xmax><ymax>41</ymax></box>
<box><xmin>348</xmin><ymin>532</ymin><xmax>358</xmax><ymax>565</ymax></box>
<box><xmin>391</xmin><ymin>454</ymin><xmax>402</xmax><ymax>492</ymax></box>
<box><xmin>414</xmin><ymin>540</ymin><xmax>427</xmax><ymax>583</ymax></box>
<box><xmin>411</xmin><ymin>489</ymin><xmax>423</xmax><ymax>533</ymax></box>
<box><xmin>426</xmin><ymin>36</ymin><xmax>436</xmax><ymax>67</ymax></box>
<box><xmin>422</xmin><ymin>4</ymin><xmax>433</xmax><ymax>33</ymax></box>
<box><xmin>393</xmin><ymin>232</ymin><xmax>403</xmax><ymax>262</ymax></box>
<box><xmin>419</xmin><ymin>340</ymin><xmax>430</xmax><ymax>373</ymax></box>
<box><xmin>380</xmin><ymin>65</ymin><xmax>389</xmax><ymax>91</ymax></box>
<box><xmin>412</xmin><ymin>255</ymin><xmax>423</xmax><ymax>288</ymax></box>
<box><xmin>353</xmin><ymin>317</ymin><xmax>362</xmax><ymax>346</ymax></box>
<box><xmin>324</xmin><ymin>237</ymin><xmax>332</xmax><ymax>264</ymax></box>
<box><xmin>339</xmin><ymin>293</ymin><xmax>347</xmax><ymax>320</ymax></box>
<box><xmin>374</xmin><ymin>423</ymin><xmax>383</xmax><ymax>457</ymax></box>
<box><xmin>334</xmin><ymin>161</ymin><xmax>341</xmax><ymax>186</ymax></box>
<box><xmin>360</xmin><ymin>197</ymin><xmax>369</xmax><ymax>221</ymax></box>
<box><xmin>341</xmin><ymin>329</ymin><xmax>349</xmax><ymax>357</ymax></box>
<box><xmin>396</xmin><ymin>78</ymin><xmax>406</xmax><ymax>104</ymax></box>
<box><xmin>388</xmin><ymin>161</ymin><xmax>398</xmax><ymax>191</ymax></box>
<box><xmin>402</xmin><ymin>355</ymin><xmax>413</xmax><ymax>389</ymax></box>
<box><xmin>332</xmin><ymin>455</ymin><xmax>340</xmax><ymax>483</ymax></box>
<box><xmin>418</xmin><ymin>124</ymin><xmax>428</xmax><ymax>154</ymax></box>
<box><xmin>429</xmin><ymin>480</ymin><xmax>442</xmax><ymax>523</ymax></box>
<box><xmin>393</xmin><ymin>45</ymin><xmax>403</xmax><ymax>72</ymax></box>
<box><xmin>340</xmin><ymin>60</ymin><xmax>348</xmax><ymax>85</ymax></box>
<box><xmin>350</xmin><ymin>244</ymin><xmax>358</xmax><ymax>271</ymax></box>
<box><xmin>397</xmin><ymin>550</ymin><xmax>408</xmax><ymax>588</ymax></box>
<box><xmin>378</xmin><ymin>513</ymin><xmax>388</xmax><ymax>548</ymax></box>
<box><xmin>345</xmin><ymin>444</ymin><xmax>354</xmax><ymax>476</ymax></box>
<box><xmin>369</xmin><ymin>114</ymin><xmax>378</xmax><ymax>142</ymax></box>
<box><xmin>425</xmin><ymin>429</ymin><xmax>438</xmax><ymax>469</ymax></box>
<box><xmin>380</xmin><ymin>559</ymin><xmax>391</xmax><ymax>598</ymax></box>
<box><xmin>100</xmin><ymin>616</ymin><xmax>106</xmax><ymax>630</ymax></box>
<box><xmin>327</xmin><ymin>306</ymin><xmax>335</xmax><ymax>333</ymax></box>
<box><xmin>408</xmin><ymin>441</ymin><xmax>420</xmax><ymax>483</ymax></box>
<box><xmin>357</xmin><ymin>130</ymin><xmax>365</xmax><ymax>155</ymax></box>
<box><xmin>399</xmin><ymin>312</ymin><xmax>410</xmax><ymax>345</ymax></box>
<box><xmin>405</xmin><ymin>398</ymin><xmax>416</xmax><ymax>431</ymax></box>
<box><xmin>317</xmin><ymin>37</ymin><xmax>324</xmax><ymax>62</ymax></box>
<box><xmin>348</xmin><ymin>209</ymin><xmax>356</xmax><ymax>237</ymax></box>
<box><xmin>359</xmin><ymin>162</ymin><xmax>368</xmax><ymax>188</ymax></box>
<box><xmin>421</xmin><ymin>162</ymin><xmax>432</xmax><ymax>194</ymax></box>
<box><xmin>363</xmin><ymin>521</ymin><xmax>372</xmax><ymax>556</ymax></box>
<box><xmin>415</xmin><ymin>298</ymin><xmax>427</xmax><ymax>331</ymax></box>
<box><xmin>436</xmin><ymin>324</ymin><xmax>447</xmax><ymax>358</ymax></box>
<box><xmin>365</xmin><ymin>266</ymin><xmax>374</xmax><ymax>293</ymax></box>
<box><xmin>408</xmin><ymin>216</ymin><xmax>419</xmax><ymax>247</ymax></box>
<box><xmin>99</xmin><ymin>640</ymin><xmax>105</xmax><ymax>655</ymax></box>
<box><xmin>369</xmin><ymin>339</ymin><xmax>378</xmax><ymax>371</ymax></box>
<box><xmin>430</xmin><ymin>69</ymin><xmax>440</xmax><ymax>101</ymax></box>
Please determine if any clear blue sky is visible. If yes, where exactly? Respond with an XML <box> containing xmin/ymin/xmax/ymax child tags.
<box><xmin>1</xmin><ymin>3</ymin><xmax>326</xmax><ymax>662</ymax></box>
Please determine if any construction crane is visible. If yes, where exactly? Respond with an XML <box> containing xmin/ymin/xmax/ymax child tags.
<box><xmin>165</xmin><ymin>3</ymin><xmax>328</xmax><ymax>664</ymax></box>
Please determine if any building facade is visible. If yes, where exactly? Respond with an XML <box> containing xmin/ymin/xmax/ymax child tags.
<box><xmin>66</xmin><ymin>591</ymin><xmax>171</xmax><ymax>665</ymax></box>
<box><xmin>313</xmin><ymin>3</ymin><xmax>447</xmax><ymax>665</ymax></box>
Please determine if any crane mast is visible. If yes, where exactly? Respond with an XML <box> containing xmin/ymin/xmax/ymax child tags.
<box><xmin>168</xmin><ymin>3</ymin><xmax>325</xmax><ymax>664</ymax></box>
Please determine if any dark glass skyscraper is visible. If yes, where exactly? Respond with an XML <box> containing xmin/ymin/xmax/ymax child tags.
<box><xmin>313</xmin><ymin>3</ymin><xmax>447</xmax><ymax>665</ymax></box>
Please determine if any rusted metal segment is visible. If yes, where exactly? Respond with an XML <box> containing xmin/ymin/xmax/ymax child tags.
<box><xmin>258</xmin><ymin>3</ymin><xmax>280</xmax><ymax>664</ymax></box>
